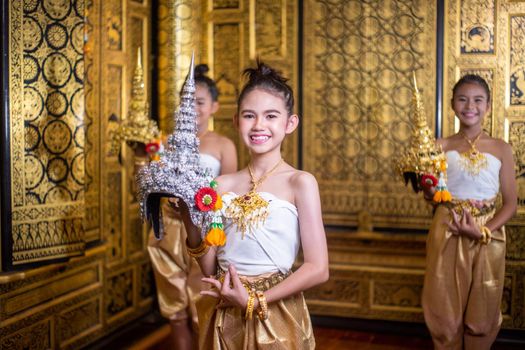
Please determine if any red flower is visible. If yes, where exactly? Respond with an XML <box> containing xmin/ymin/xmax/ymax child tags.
<box><xmin>195</xmin><ymin>187</ymin><xmax>217</xmax><ymax>211</ymax></box>
<box><xmin>145</xmin><ymin>142</ymin><xmax>160</xmax><ymax>154</ymax></box>
<box><xmin>421</xmin><ymin>174</ymin><xmax>438</xmax><ymax>188</ymax></box>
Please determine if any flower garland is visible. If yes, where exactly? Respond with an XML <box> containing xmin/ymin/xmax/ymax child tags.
<box><xmin>195</xmin><ymin>180</ymin><xmax>226</xmax><ymax>246</ymax></box>
<box><xmin>429</xmin><ymin>159</ymin><xmax>452</xmax><ymax>203</ymax></box>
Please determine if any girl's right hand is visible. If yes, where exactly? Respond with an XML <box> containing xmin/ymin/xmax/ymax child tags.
<box><xmin>446</xmin><ymin>209</ymin><xmax>483</xmax><ymax>240</ymax></box>
<box><xmin>422</xmin><ymin>186</ymin><xmax>435</xmax><ymax>201</ymax></box>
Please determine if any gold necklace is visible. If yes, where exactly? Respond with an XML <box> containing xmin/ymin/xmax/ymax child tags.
<box><xmin>225</xmin><ymin>158</ymin><xmax>283</xmax><ymax>238</ymax></box>
<box><xmin>459</xmin><ymin>131</ymin><xmax>488</xmax><ymax>176</ymax></box>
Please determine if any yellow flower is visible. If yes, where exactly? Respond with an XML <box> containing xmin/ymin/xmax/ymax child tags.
<box><xmin>433</xmin><ymin>191</ymin><xmax>443</xmax><ymax>203</ymax></box>
<box><xmin>442</xmin><ymin>190</ymin><xmax>452</xmax><ymax>202</ymax></box>
<box><xmin>213</xmin><ymin>194</ymin><xmax>223</xmax><ymax>211</ymax></box>
<box><xmin>205</xmin><ymin>227</ymin><xmax>226</xmax><ymax>246</ymax></box>
<box><xmin>439</xmin><ymin>160</ymin><xmax>447</xmax><ymax>172</ymax></box>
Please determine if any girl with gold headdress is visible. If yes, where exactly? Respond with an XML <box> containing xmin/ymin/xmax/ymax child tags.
<box><xmin>421</xmin><ymin>74</ymin><xmax>517</xmax><ymax>350</ymax></box>
<box><xmin>180</xmin><ymin>61</ymin><xmax>328</xmax><ymax>349</ymax></box>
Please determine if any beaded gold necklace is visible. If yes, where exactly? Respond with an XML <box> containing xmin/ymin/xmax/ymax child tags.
<box><xmin>225</xmin><ymin>158</ymin><xmax>283</xmax><ymax>238</ymax></box>
<box><xmin>459</xmin><ymin>130</ymin><xmax>488</xmax><ymax>176</ymax></box>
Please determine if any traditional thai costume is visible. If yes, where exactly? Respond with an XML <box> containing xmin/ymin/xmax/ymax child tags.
<box><xmin>148</xmin><ymin>153</ymin><xmax>221</xmax><ymax>327</ymax></box>
<box><xmin>197</xmin><ymin>191</ymin><xmax>316</xmax><ymax>349</ymax></box>
<box><xmin>422</xmin><ymin>150</ymin><xmax>505</xmax><ymax>350</ymax></box>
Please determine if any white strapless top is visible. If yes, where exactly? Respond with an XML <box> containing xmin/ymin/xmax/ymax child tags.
<box><xmin>217</xmin><ymin>192</ymin><xmax>300</xmax><ymax>276</ymax></box>
<box><xmin>200</xmin><ymin>153</ymin><xmax>221</xmax><ymax>178</ymax></box>
<box><xmin>446</xmin><ymin>150</ymin><xmax>501</xmax><ymax>200</ymax></box>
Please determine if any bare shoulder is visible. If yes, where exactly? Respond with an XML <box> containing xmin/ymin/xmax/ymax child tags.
<box><xmin>436</xmin><ymin>134</ymin><xmax>457</xmax><ymax>151</ymax></box>
<box><xmin>488</xmin><ymin>136</ymin><xmax>513</xmax><ymax>159</ymax></box>
<box><xmin>289</xmin><ymin>169</ymin><xmax>319</xmax><ymax>191</ymax></box>
<box><xmin>215</xmin><ymin>169</ymin><xmax>246</xmax><ymax>193</ymax></box>
<box><xmin>209</xmin><ymin>131</ymin><xmax>235</xmax><ymax>147</ymax></box>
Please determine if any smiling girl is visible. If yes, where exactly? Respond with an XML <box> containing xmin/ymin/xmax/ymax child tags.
<box><xmin>421</xmin><ymin>74</ymin><xmax>517</xmax><ymax>350</ymax></box>
<box><xmin>180</xmin><ymin>61</ymin><xmax>328</xmax><ymax>349</ymax></box>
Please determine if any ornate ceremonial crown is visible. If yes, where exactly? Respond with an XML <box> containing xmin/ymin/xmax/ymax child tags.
<box><xmin>136</xmin><ymin>53</ymin><xmax>213</xmax><ymax>239</ymax></box>
<box><xmin>108</xmin><ymin>48</ymin><xmax>160</xmax><ymax>155</ymax></box>
<box><xmin>396</xmin><ymin>73</ymin><xmax>446</xmax><ymax>193</ymax></box>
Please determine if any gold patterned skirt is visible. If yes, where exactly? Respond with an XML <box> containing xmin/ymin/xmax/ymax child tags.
<box><xmin>196</xmin><ymin>271</ymin><xmax>316</xmax><ymax>350</ymax></box>
<box><xmin>422</xmin><ymin>202</ymin><xmax>505</xmax><ymax>349</ymax></box>
<box><xmin>147</xmin><ymin>202</ymin><xmax>204</xmax><ymax>327</ymax></box>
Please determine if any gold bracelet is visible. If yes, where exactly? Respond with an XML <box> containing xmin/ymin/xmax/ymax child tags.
<box><xmin>134</xmin><ymin>160</ymin><xmax>147</xmax><ymax>167</ymax></box>
<box><xmin>245</xmin><ymin>291</ymin><xmax>255</xmax><ymax>320</ymax></box>
<box><xmin>479</xmin><ymin>226</ymin><xmax>492</xmax><ymax>245</ymax></box>
<box><xmin>255</xmin><ymin>290</ymin><xmax>268</xmax><ymax>320</ymax></box>
<box><xmin>186</xmin><ymin>239</ymin><xmax>209</xmax><ymax>258</ymax></box>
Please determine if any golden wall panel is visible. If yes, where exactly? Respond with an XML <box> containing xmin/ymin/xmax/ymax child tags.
<box><xmin>250</xmin><ymin>0</ymin><xmax>286</xmax><ymax>59</ymax></box>
<box><xmin>105</xmin><ymin>267</ymin><xmax>134</xmax><ymax>322</ymax></box>
<box><xmin>5</xmin><ymin>0</ymin><xmax>87</xmax><ymax>266</ymax></box>
<box><xmin>4</xmin><ymin>267</ymin><xmax>98</xmax><ymax>316</ymax></box>
<box><xmin>1</xmin><ymin>319</ymin><xmax>52</xmax><ymax>350</ymax></box>
<box><xmin>212</xmin><ymin>0</ymin><xmax>240</xmax><ymax>10</ymax></box>
<box><xmin>510</xmin><ymin>15</ymin><xmax>525</xmax><ymax>106</ymax></box>
<box><xmin>157</xmin><ymin>0</ymin><xmax>202</xmax><ymax>133</ymax></box>
<box><xmin>303</xmin><ymin>0</ymin><xmax>437</xmax><ymax>228</ymax></box>
<box><xmin>57</xmin><ymin>296</ymin><xmax>102</xmax><ymax>348</ymax></box>
<box><xmin>85</xmin><ymin>0</ymin><xmax>102</xmax><ymax>243</ymax></box>
<box><xmin>213</xmin><ymin>23</ymin><xmax>242</xmax><ymax>103</ymax></box>
<box><xmin>460</xmin><ymin>0</ymin><xmax>495</xmax><ymax>54</ymax></box>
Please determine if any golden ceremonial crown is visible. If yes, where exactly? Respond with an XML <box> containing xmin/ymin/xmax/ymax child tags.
<box><xmin>396</xmin><ymin>73</ymin><xmax>446</xmax><ymax>193</ymax></box>
<box><xmin>108</xmin><ymin>48</ymin><xmax>160</xmax><ymax>156</ymax></box>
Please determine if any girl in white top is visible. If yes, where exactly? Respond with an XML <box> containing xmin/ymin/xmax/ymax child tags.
<box><xmin>148</xmin><ymin>64</ymin><xmax>237</xmax><ymax>350</ymax></box>
<box><xmin>182</xmin><ymin>61</ymin><xmax>329</xmax><ymax>349</ymax></box>
<box><xmin>422</xmin><ymin>74</ymin><xmax>517</xmax><ymax>350</ymax></box>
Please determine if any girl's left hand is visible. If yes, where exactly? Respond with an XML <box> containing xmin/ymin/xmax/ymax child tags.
<box><xmin>446</xmin><ymin>209</ymin><xmax>483</xmax><ymax>240</ymax></box>
<box><xmin>201</xmin><ymin>265</ymin><xmax>250</xmax><ymax>309</ymax></box>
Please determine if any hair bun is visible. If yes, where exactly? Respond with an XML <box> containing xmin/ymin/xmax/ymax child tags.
<box><xmin>194</xmin><ymin>64</ymin><xmax>210</xmax><ymax>78</ymax></box>
<box><xmin>243</xmin><ymin>60</ymin><xmax>288</xmax><ymax>84</ymax></box>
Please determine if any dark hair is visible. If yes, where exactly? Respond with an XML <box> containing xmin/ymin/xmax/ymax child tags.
<box><xmin>238</xmin><ymin>60</ymin><xmax>294</xmax><ymax>115</ymax></box>
<box><xmin>452</xmin><ymin>74</ymin><xmax>491</xmax><ymax>102</ymax></box>
<box><xmin>194</xmin><ymin>64</ymin><xmax>219</xmax><ymax>101</ymax></box>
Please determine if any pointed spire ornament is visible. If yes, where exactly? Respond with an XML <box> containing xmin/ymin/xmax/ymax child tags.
<box><xmin>108</xmin><ymin>47</ymin><xmax>160</xmax><ymax>155</ymax></box>
<box><xmin>396</xmin><ymin>72</ymin><xmax>448</xmax><ymax>194</ymax></box>
<box><xmin>136</xmin><ymin>52</ymin><xmax>213</xmax><ymax>239</ymax></box>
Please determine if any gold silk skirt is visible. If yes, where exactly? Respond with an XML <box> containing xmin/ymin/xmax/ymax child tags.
<box><xmin>147</xmin><ymin>202</ymin><xmax>204</xmax><ymax>327</ymax></box>
<box><xmin>196</xmin><ymin>272</ymin><xmax>316</xmax><ymax>350</ymax></box>
<box><xmin>422</xmin><ymin>203</ymin><xmax>505</xmax><ymax>350</ymax></box>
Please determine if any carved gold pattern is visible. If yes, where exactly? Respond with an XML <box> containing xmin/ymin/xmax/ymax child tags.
<box><xmin>105</xmin><ymin>0</ymin><xmax>123</xmax><ymax>50</ymax></box>
<box><xmin>7</xmin><ymin>0</ymin><xmax>86</xmax><ymax>265</ymax></box>
<box><xmin>303</xmin><ymin>0</ymin><xmax>436</xmax><ymax>228</ymax></box>
<box><xmin>251</xmin><ymin>0</ymin><xmax>285</xmax><ymax>59</ymax></box>
<box><xmin>157</xmin><ymin>0</ymin><xmax>201</xmax><ymax>133</ymax></box>
<box><xmin>106</xmin><ymin>268</ymin><xmax>134</xmax><ymax>319</ymax></box>
<box><xmin>509</xmin><ymin>121</ymin><xmax>525</xmax><ymax>212</ymax></box>
<box><xmin>460</xmin><ymin>0</ymin><xmax>495</xmax><ymax>54</ymax></box>
<box><xmin>213</xmin><ymin>0</ymin><xmax>239</xmax><ymax>9</ymax></box>
<box><xmin>510</xmin><ymin>16</ymin><xmax>525</xmax><ymax>105</ymax></box>
<box><xmin>57</xmin><ymin>297</ymin><xmax>102</xmax><ymax>347</ymax></box>
<box><xmin>84</xmin><ymin>0</ymin><xmax>102</xmax><ymax>243</ymax></box>
<box><xmin>1</xmin><ymin>319</ymin><xmax>51</xmax><ymax>350</ymax></box>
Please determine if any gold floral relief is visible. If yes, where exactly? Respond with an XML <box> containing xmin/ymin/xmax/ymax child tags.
<box><xmin>460</xmin><ymin>0</ymin><xmax>495</xmax><ymax>54</ymax></box>
<box><xmin>510</xmin><ymin>15</ymin><xmax>525</xmax><ymax>106</ymax></box>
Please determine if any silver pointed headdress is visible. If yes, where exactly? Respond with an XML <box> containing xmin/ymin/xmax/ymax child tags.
<box><xmin>136</xmin><ymin>53</ymin><xmax>212</xmax><ymax>239</ymax></box>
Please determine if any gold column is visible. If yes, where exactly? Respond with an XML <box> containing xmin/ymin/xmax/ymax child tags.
<box><xmin>157</xmin><ymin>0</ymin><xmax>203</xmax><ymax>134</ymax></box>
